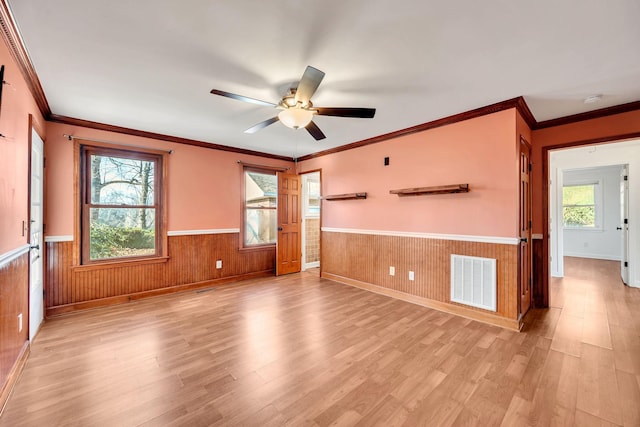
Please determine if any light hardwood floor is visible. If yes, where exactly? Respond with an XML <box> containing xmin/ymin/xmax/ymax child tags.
<box><xmin>1</xmin><ymin>257</ymin><xmax>639</xmax><ymax>426</ymax></box>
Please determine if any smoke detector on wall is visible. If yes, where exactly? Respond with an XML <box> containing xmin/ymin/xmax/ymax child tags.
<box><xmin>583</xmin><ymin>94</ymin><xmax>603</xmax><ymax>104</ymax></box>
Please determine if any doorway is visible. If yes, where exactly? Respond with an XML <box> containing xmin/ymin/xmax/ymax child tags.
<box><xmin>301</xmin><ymin>171</ymin><xmax>321</xmax><ymax>271</ymax></box>
<box><xmin>548</xmin><ymin>139</ymin><xmax>638</xmax><ymax>291</ymax></box>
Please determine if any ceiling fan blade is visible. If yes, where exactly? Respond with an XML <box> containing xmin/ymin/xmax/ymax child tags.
<box><xmin>305</xmin><ymin>121</ymin><xmax>326</xmax><ymax>140</ymax></box>
<box><xmin>210</xmin><ymin>89</ymin><xmax>276</xmax><ymax>108</ymax></box>
<box><xmin>315</xmin><ymin>107</ymin><xmax>376</xmax><ymax>118</ymax></box>
<box><xmin>295</xmin><ymin>66</ymin><xmax>325</xmax><ymax>105</ymax></box>
<box><xmin>244</xmin><ymin>117</ymin><xmax>280</xmax><ymax>134</ymax></box>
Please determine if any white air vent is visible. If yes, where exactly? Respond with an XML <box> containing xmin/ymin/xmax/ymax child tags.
<box><xmin>451</xmin><ymin>254</ymin><xmax>497</xmax><ymax>312</ymax></box>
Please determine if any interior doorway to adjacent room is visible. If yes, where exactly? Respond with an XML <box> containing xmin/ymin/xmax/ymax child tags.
<box><xmin>301</xmin><ymin>171</ymin><xmax>321</xmax><ymax>271</ymax></box>
<box><xmin>548</xmin><ymin>139</ymin><xmax>637</xmax><ymax>291</ymax></box>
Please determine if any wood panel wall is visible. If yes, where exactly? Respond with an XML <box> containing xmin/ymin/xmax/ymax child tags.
<box><xmin>321</xmin><ymin>231</ymin><xmax>519</xmax><ymax>322</ymax></box>
<box><xmin>45</xmin><ymin>233</ymin><xmax>274</xmax><ymax>315</ymax></box>
<box><xmin>0</xmin><ymin>252</ymin><xmax>29</xmax><ymax>405</ymax></box>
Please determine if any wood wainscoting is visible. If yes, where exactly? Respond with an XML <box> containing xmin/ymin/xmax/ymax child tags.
<box><xmin>0</xmin><ymin>251</ymin><xmax>30</xmax><ymax>413</ymax></box>
<box><xmin>321</xmin><ymin>231</ymin><xmax>520</xmax><ymax>330</ymax></box>
<box><xmin>45</xmin><ymin>233</ymin><xmax>275</xmax><ymax>316</ymax></box>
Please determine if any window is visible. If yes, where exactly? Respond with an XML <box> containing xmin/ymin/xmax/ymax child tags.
<box><xmin>562</xmin><ymin>182</ymin><xmax>601</xmax><ymax>229</ymax></box>
<box><xmin>243</xmin><ymin>168</ymin><xmax>277</xmax><ymax>247</ymax></box>
<box><xmin>305</xmin><ymin>178</ymin><xmax>321</xmax><ymax>217</ymax></box>
<box><xmin>81</xmin><ymin>145</ymin><xmax>163</xmax><ymax>263</ymax></box>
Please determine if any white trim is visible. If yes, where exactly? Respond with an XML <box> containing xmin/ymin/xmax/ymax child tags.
<box><xmin>304</xmin><ymin>261</ymin><xmax>320</xmax><ymax>270</ymax></box>
<box><xmin>0</xmin><ymin>244</ymin><xmax>30</xmax><ymax>266</ymax></box>
<box><xmin>45</xmin><ymin>235</ymin><xmax>74</xmax><ymax>242</ymax></box>
<box><xmin>167</xmin><ymin>228</ymin><xmax>240</xmax><ymax>236</ymax></box>
<box><xmin>321</xmin><ymin>227</ymin><xmax>520</xmax><ymax>245</ymax></box>
<box><xmin>563</xmin><ymin>252</ymin><xmax>622</xmax><ymax>261</ymax></box>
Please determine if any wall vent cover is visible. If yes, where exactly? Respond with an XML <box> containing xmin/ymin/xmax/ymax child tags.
<box><xmin>450</xmin><ymin>254</ymin><xmax>497</xmax><ymax>312</ymax></box>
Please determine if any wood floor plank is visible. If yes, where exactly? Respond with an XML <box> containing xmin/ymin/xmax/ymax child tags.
<box><xmin>1</xmin><ymin>258</ymin><xmax>638</xmax><ymax>426</ymax></box>
<box><xmin>550</xmin><ymin>312</ymin><xmax>584</xmax><ymax>357</ymax></box>
<box><xmin>615</xmin><ymin>370</ymin><xmax>640</xmax><ymax>427</ymax></box>
<box><xmin>581</xmin><ymin>312</ymin><xmax>613</xmax><ymax>349</ymax></box>
<box><xmin>576</xmin><ymin>343</ymin><xmax>624</xmax><ymax>425</ymax></box>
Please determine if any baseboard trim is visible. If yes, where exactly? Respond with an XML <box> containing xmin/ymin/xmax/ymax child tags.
<box><xmin>322</xmin><ymin>272</ymin><xmax>522</xmax><ymax>331</ymax></box>
<box><xmin>45</xmin><ymin>270</ymin><xmax>274</xmax><ymax>317</ymax></box>
<box><xmin>563</xmin><ymin>253</ymin><xmax>622</xmax><ymax>261</ymax></box>
<box><xmin>0</xmin><ymin>341</ymin><xmax>30</xmax><ymax>416</ymax></box>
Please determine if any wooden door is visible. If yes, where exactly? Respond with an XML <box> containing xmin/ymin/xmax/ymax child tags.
<box><xmin>277</xmin><ymin>172</ymin><xmax>301</xmax><ymax>275</ymax></box>
<box><xmin>519</xmin><ymin>138</ymin><xmax>532</xmax><ymax>315</ymax></box>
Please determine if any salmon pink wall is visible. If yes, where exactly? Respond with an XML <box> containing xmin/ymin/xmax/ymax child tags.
<box><xmin>530</xmin><ymin>109</ymin><xmax>640</xmax><ymax>233</ymax></box>
<box><xmin>516</xmin><ymin>111</ymin><xmax>532</xmax><ymax>144</ymax></box>
<box><xmin>298</xmin><ymin>109</ymin><xmax>520</xmax><ymax>238</ymax></box>
<box><xmin>0</xmin><ymin>37</ymin><xmax>46</xmax><ymax>255</ymax></box>
<box><xmin>44</xmin><ymin>122</ymin><xmax>293</xmax><ymax>236</ymax></box>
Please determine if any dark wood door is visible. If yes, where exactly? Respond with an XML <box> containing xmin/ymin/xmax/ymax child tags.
<box><xmin>277</xmin><ymin>172</ymin><xmax>301</xmax><ymax>275</ymax></box>
<box><xmin>519</xmin><ymin>138</ymin><xmax>532</xmax><ymax>315</ymax></box>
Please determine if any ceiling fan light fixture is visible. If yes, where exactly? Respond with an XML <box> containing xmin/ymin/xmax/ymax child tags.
<box><xmin>278</xmin><ymin>107</ymin><xmax>314</xmax><ymax>129</ymax></box>
<box><xmin>283</xmin><ymin>94</ymin><xmax>297</xmax><ymax>107</ymax></box>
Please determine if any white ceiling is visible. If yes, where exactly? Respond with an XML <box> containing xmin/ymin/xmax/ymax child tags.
<box><xmin>7</xmin><ymin>1</ymin><xmax>640</xmax><ymax>158</ymax></box>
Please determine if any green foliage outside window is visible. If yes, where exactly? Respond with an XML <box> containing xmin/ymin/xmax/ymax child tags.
<box><xmin>90</xmin><ymin>223</ymin><xmax>155</xmax><ymax>259</ymax></box>
<box><xmin>562</xmin><ymin>184</ymin><xmax>596</xmax><ymax>227</ymax></box>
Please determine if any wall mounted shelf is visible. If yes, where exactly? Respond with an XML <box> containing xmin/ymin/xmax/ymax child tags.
<box><xmin>324</xmin><ymin>192</ymin><xmax>367</xmax><ymax>201</ymax></box>
<box><xmin>390</xmin><ymin>184</ymin><xmax>469</xmax><ymax>197</ymax></box>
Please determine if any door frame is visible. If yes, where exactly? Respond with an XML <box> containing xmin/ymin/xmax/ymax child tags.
<box><xmin>621</xmin><ymin>165</ymin><xmax>629</xmax><ymax>284</ymax></box>
<box><xmin>518</xmin><ymin>136</ymin><xmax>532</xmax><ymax>317</ymax></box>
<box><xmin>300</xmin><ymin>169</ymin><xmax>322</xmax><ymax>271</ymax></box>
<box><xmin>27</xmin><ymin>114</ymin><xmax>46</xmax><ymax>339</ymax></box>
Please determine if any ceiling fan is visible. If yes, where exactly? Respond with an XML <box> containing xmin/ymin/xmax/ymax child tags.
<box><xmin>210</xmin><ymin>66</ymin><xmax>376</xmax><ymax>141</ymax></box>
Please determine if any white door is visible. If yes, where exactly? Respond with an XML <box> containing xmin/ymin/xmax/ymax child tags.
<box><xmin>29</xmin><ymin>129</ymin><xmax>44</xmax><ymax>341</ymax></box>
<box><xmin>621</xmin><ymin>165</ymin><xmax>629</xmax><ymax>285</ymax></box>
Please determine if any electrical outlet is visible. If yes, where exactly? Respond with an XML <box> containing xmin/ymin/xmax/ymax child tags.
<box><xmin>216</xmin><ymin>260</ymin><xmax>222</xmax><ymax>269</ymax></box>
<box><xmin>409</xmin><ymin>271</ymin><xmax>415</xmax><ymax>281</ymax></box>
<box><xmin>18</xmin><ymin>313</ymin><xmax>22</xmax><ymax>332</ymax></box>
<box><xmin>389</xmin><ymin>266</ymin><xmax>395</xmax><ymax>276</ymax></box>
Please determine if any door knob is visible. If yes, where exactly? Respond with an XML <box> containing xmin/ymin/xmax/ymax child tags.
<box><xmin>30</xmin><ymin>244</ymin><xmax>40</xmax><ymax>250</ymax></box>
<box><xmin>277</xmin><ymin>227</ymin><xmax>283</xmax><ymax>231</ymax></box>
<box><xmin>520</xmin><ymin>237</ymin><xmax>528</xmax><ymax>243</ymax></box>
<box><xmin>617</xmin><ymin>227</ymin><xmax>622</xmax><ymax>230</ymax></box>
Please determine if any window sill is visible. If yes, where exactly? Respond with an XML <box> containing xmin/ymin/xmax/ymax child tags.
<box><xmin>72</xmin><ymin>256</ymin><xmax>170</xmax><ymax>272</ymax></box>
<box><xmin>563</xmin><ymin>227</ymin><xmax>604</xmax><ymax>233</ymax></box>
<box><xmin>239</xmin><ymin>244</ymin><xmax>276</xmax><ymax>252</ymax></box>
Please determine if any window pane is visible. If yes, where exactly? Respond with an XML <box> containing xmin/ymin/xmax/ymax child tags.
<box><xmin>306</xmin><ymin>179</ymin><xmax>321</xmax><ymax>216</ymax></box>
<box><xmin>562</xmin><ymin>185</ymin><xmax>594</xmax><ymax>206</ymax></box>
<box><xmin>246</xmin><ymin>172</ymin><xmax>277</xmax><ymax>203</ymax></box>
<box><xmin>89</xmin><ymin>208</ymin><xmax>156</xmax><ymax>260</ymax></box>
<box><xmin>90</xmin><ymin>154</ymin><xmax>155</xmax><ymax>205</ymax></box>
<box><xmin>245</xmin><ymin>208</ymin><xmax>276</xmax><ymax>245</ymax></box>
<box><xmin>563</xmin><ymin>206</ymin><xmax>595</xmax><ymax>227</ymax></box>
<box><xmin>245</xmin><ymin>170</ymin><xmax>277</xmax><ymax>246</ymax></box>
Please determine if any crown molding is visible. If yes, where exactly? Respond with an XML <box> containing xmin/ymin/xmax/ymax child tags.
<box><xmin>534</xmin><ymin>100</ymin><xmax>640</xmax><ymax>130</ymax></box>
<box><xmin>48</xmin><ymin>114</ymin><xmax>294</xmax><ymax>161</ymax></box>
<box><xmin>296</xmin><ymin>97</ymin><xmax>534</xmax><ymax>161</ymax></box>
<box><xmin>0</xmin><ymin>0</ymin><xmax>51</xmax><ymax>117</ymax></box>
